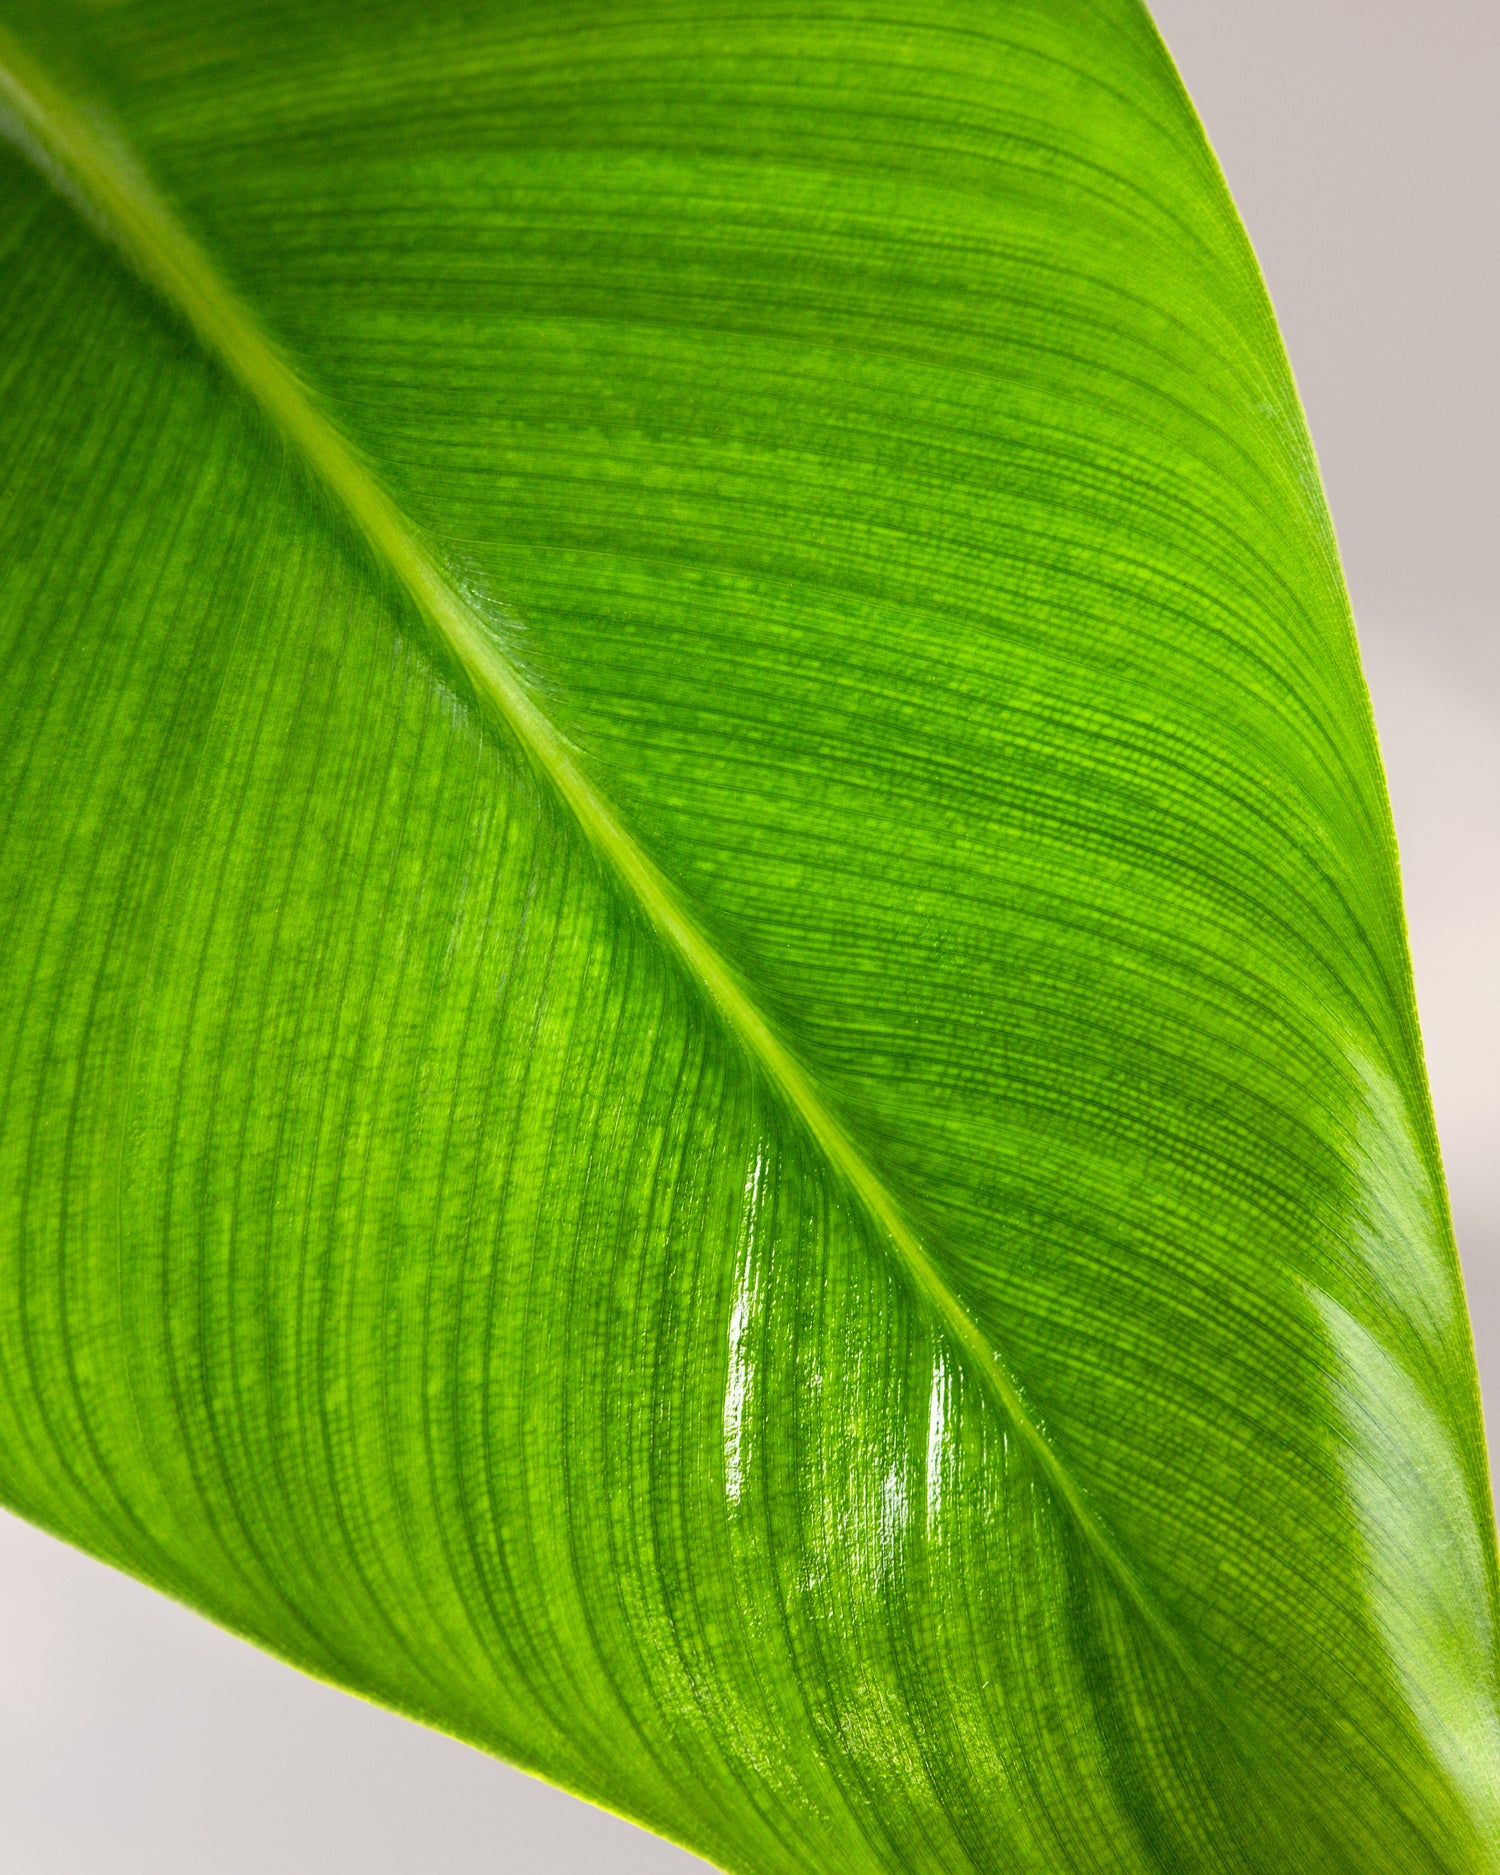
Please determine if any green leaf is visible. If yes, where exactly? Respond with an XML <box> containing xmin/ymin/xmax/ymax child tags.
<box><xmin>0</xmin><ymin>1</ymin><xmax>1495</xmax><ymax>1867</ymax></box>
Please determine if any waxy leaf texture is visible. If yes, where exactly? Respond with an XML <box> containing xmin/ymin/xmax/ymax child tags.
<box><xmin>1</xmin><ymin>2</ymin><xmax>1496</xmax><ymax>1868</ymax></box>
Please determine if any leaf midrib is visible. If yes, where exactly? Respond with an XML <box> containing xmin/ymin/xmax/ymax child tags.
<box><xmin>0</xmin><ymin>22</ymin><xmax>1199</xmax><ymax>1689</ymax></box>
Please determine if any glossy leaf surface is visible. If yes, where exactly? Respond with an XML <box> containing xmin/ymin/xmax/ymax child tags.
<box><xmin>0</xmin><ymin>2</ymin><xmax>1496</xmax><ymax>1868</ymax></box>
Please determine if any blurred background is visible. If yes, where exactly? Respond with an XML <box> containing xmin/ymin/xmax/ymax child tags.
<box><xmin>1</xmin><ymin>1</ymin><xmax>1494</xmax><ymax>1867</ymax></box>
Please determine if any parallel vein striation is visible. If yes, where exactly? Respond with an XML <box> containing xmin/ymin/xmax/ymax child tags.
<box><xmin>0</xmin><ymin>21</ymin><xmax>1180</xmax><ymax>1654</ymax></box>
<box><xmin>1</xmin><ymin>1</ymin><xmax>1496</xmax><ymax>1869</ymax></box>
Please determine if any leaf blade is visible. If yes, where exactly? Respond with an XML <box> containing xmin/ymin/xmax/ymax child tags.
<box><xmin>0</xmin><ymin>1</ymin><xmax>1496</xmax><ymax>1868</ymax></box>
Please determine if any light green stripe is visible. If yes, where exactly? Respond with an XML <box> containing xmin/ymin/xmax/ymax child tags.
<box><xmin>0</xmin><ymin>23</ymin><xmax>1200</xmax><ymax>1688</ymax></box>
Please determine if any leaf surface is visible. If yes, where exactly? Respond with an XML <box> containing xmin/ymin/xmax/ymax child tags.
<box><xmin>0</xmin><ymin>2</ymin><xmax>1496</xmax><ymax>1869</ymax></box>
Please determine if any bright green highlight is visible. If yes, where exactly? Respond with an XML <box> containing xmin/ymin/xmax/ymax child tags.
<box><xmin>0</xmin><ymin>1</ymin><xmax>1496</xmax><ymax>1870</ymax></box>
<box><xmin>0</xmin><ymin>15</ymin><xmax>1169</xmax><ymax>1664</ymax></box>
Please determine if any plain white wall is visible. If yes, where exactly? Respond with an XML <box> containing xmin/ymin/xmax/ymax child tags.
<box><xmin>1</xmin><ymin>3</ymin><xmax>1494</xmax><ymax>1867</ymax></box>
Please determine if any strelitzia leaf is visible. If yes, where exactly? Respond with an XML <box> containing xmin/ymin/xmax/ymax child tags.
<box><xmin>0</xmin><ymin>2</ymin><xmax>1495</xmax><ymax>1869</ymax></box>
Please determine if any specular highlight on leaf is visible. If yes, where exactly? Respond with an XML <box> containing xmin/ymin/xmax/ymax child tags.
<box><xmin>0</xmin><ymin>3</ymin><xmax>1495</xmax><ymax>1870</ymax></box>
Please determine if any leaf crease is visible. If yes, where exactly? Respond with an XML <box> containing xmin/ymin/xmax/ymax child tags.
<box><xmin>0</xmin><ymin>22</ymin><xmax>1201</xmax><ymax>1691</ymax></box>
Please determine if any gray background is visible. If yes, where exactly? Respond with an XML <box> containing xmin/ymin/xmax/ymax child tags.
<box><xmin>1</xmin><ymin>2</ymin><xmax>1494</xmax><ymax>1866</ymax></box>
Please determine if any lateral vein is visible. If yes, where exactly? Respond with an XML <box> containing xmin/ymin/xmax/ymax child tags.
<box><xmin>0</xmin><ymin>25</ymin><xmax>1201</xmax><ymax>1688</ymax></box>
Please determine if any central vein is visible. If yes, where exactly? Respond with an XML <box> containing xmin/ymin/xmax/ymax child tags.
<box><xmin>0</xmin><ymin>23</ymin><xmax>1196</xmax><ymax>1681</ymax></box>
